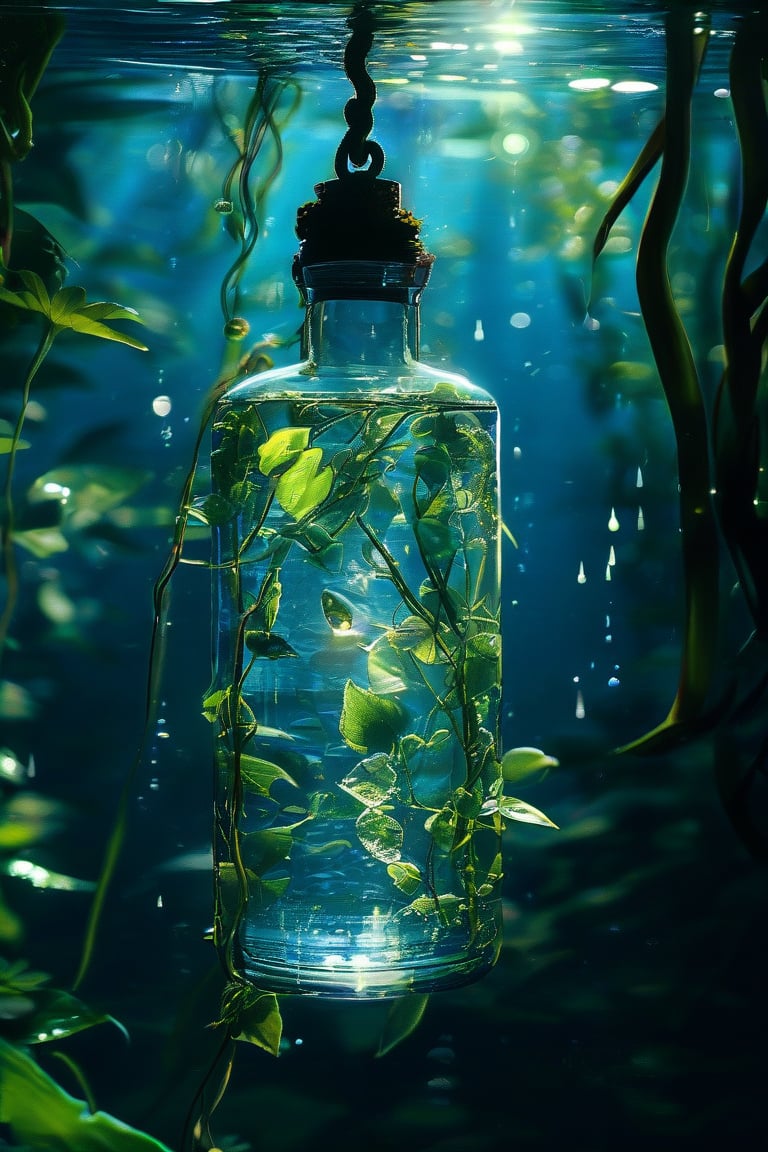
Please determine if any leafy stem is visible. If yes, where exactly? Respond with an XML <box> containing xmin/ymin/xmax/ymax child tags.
<box><xmin>0</xmin><ymin>321</ymin><xmax>55</xmax><ymax>662</ymax></box>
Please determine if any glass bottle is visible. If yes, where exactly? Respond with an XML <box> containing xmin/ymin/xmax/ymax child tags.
<box><xmin>206</xmin><ymin>177</ymin><xmax>503</xmax><ymax>998</ymax></box>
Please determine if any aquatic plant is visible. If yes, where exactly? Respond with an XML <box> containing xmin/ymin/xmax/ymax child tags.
<box><xmin>589</xmin><ymin>7</ymin><xmax>768</xmax><ymax>853</ymax></box>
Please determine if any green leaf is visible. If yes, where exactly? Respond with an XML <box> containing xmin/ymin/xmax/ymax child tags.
<box><xmin>244</xmin><ymin>630</ymin><xmax>298</xmax><ymax>659</ymax></box>
<box><xmin>238</xmin><ymin>754</ymin><xmax>299</xmax><ymax>795</ymax></box>
<box><xmin>453</xmin><ymin>785</ymin><xmax>483</xmax><ymax>818</ymax></box>
<box><xmin>467</xmin><ymin>631</ymin><xmax>502</xmax><ymax>661</ymax></box>
<box><xmin>321</xmin><ymin>589</ymin><xmax>355</xmax><ymax>632</ymax></box>
<box><xmin>0</xmin><ymin>437</ymin><xmax>30</xmax><ymax>454</ymax></box>
<box><xmin>0</xmin><ymin>1037</ymin><xmax>174</xmax><ymax>1150</ymax></box>
<box><xmin>340</xmin><ymin>753</ymin><xmax>397</xmax><ymax>807</ymax></box>
<box><xmin>494</xmin><ymin>796</ymin><xmax>559</xmax><ymax>829</ymax></box>
<box><xmin>339</xmin><ymin>680</ymin><xmax>408</xmax><ymax>754</ymax></box>
<box><xmin>216</xmin><ymin>982</ymin><xmax>282</xmax><ymax>1057</ymax></box>
<box><xmin>199</xmin><ymin>493</ymin><xmax>235</xmax><ymax>525</ymax></box>
<box><xmin>49</xmin><ymin>285</ymin><xmax>87</xmax><ymax>323</ymax></box>
<box><xmin>202</xmin><ymin>687</ymin><xmax>229</xmax><ymax>724</ymax></box>
<box><xmin>424</xmin><ymin>807</ymin><xmax>457</xmax><ymax>852</ymax></box>
<box><xmin>366</xmin><ymin>635</ymin><xmax>409</xmax><ymax>694</ymax></box>
<box><xmin>62</xmin><ymin>312</ymin><xmax>148</xmax><ymax>350</ymax></box>
<box><xmin>414</xmin><ymin>515</ymin><xmax>458</xmax><ymax>561</ymax></box>
<box><xmin>275</xmin><ymin>448</ymin><xmax>333</xmax><ymax>520</ymax></box>
<box><xmin>386</xmin><ymin>861</ymin><xmax>421</xmax><ymax>896</ymax></box>
<box><xmin>355</xmin><ymin>808</ymin><xmax>403</xmax><ymax>863</ymax></box>
<box><xmin>257</xmin><ymin>426</ymin><xmax>310</xmax><ymax>475</ymax></box>
<box><xmin>404</xmin><ymin>893</ymin><xmax>465</xmax><ymax>925</ymax></box>
<box><xmin>500</xmin><ymin>746</ymin><xmax>559</xmax><ymax>784</ymax></box>
<box><xmin>18</xmin><ymin>988</ymin><xmax>115</xmax><ymax>1045</ymax></box>
<box><xmin>387</xmin><ymin>616</ymin><xmax>448</xmax><ymax>664</ymax></box>
<box><xmin>77</xmin><ymin>302</ymin><xmax>146</xmax><ymax>324</ymax></box>
<box><xmin>376</xmin><ymin>993</ymin><xmax>429</xmax><ymax>1057</ymax></box>
<box><xmin>244</xmin><ymin>827</ymin><xmax>293</xmax><ymax>874</ymax></box>
<box><xmin>18</xmin><ymin>270</ymin><xmax>52</xmax><ymax>313</ymax></box>
<box><xmin>234</xmin><ymin>989</ymin><xmax>283</xmax><ymax>1056</ymax></box>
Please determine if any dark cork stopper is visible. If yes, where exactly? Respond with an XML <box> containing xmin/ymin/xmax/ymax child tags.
<box><xmin>293</xmin><ymin>175</ymin><xmax>434</xmax><ymax>270</ymax></box>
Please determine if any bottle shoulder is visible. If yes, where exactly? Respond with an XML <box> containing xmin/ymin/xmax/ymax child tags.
<box><xmin>222</xmin><ymin>358</ymin><xmax>496</xmax><ymax>407</ymax></box>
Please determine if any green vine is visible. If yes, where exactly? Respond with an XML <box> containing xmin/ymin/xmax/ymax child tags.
<box><xmin>202</xmin><ymin>388</ymin><xmax>556</xmax><ymax>1015</ymax></box>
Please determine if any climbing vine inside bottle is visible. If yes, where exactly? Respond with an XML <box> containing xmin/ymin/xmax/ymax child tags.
<box><xmin>200</xmin><ymin>383</ymin><xmax>545</xmax><ymax>986</ymax></box>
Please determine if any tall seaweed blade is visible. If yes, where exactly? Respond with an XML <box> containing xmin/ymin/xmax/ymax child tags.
<box><xmin>591</xmin><ymin>10</ymin><xmax>716</xmax><ymax>753</ymax></box>
<box><xmin>714</xmin><ymin>10</ymin><xmax>768</xmax><ymax>636</ymax></box>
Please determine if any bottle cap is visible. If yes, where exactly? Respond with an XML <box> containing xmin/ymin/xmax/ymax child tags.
<box><xmin>293</xmin><ymin>174</ymin><xmax>435</xmax><ymax>277</ymax></box>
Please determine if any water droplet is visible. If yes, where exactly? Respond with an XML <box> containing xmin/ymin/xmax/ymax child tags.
<box><xmin>473</xmin><ymin>319</ymin><xmax>485</xmax><ymax>342</ymax></box>
<box><xmin>510</xmin><ymin>311</ymin><xmax>531</xmax><ymax>329</ymax></box>
<box><xmin>608</xmin><ymin>507</ymin><xmax>620</xmax><ymax>532</ymax></box>
<box><xmin>575</xmin><ymin>690</ymin><xmax>585</xmax><ymax>719</ymax></box>
<box><xmin>577</xmin><ymin>561</ymin><xmax>587</xmax><ymax>584</ymax></box>
<box><xmin>608</xmin><ymin>676</ymin><xmax>620</xmax><ymax>687</ymax></box>
<box><xmin>637</xmin><ymin>507</ymin><xmax>645</xmax><ymax>531</ymax></box>
<box><xmin>224</xmin><ymin>317</ymin><xmax>250</xmax><ymax>340</ymax></box>
<box><xmin>608</xmin><ymin>545</ymin><xmax>616</xmax><ymax>566</ymax></box>
<box><xmin>636</xmin><ymin>466</ymin><xmax>643</xmax><ymax>488</ymax></box>
<box><xmin>605</xmin><ymin>564</ymin><xmax>612</xmax><ymax>582</ymax></box>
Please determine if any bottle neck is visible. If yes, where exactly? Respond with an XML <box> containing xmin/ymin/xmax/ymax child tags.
<box><xmin>295</xmin><ymin>261</ymin><xmax>431</xmax><ymax>368</ymax></box>
<box><xmin>305</xmin><ymin>298</ymin><xmax>419</xmax><ymax>368</ymax></box>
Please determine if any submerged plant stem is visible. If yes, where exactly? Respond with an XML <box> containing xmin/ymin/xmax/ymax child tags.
<box><xmin>0</xmin><ymin>322</ymin><xmax>55</xmax><ymax>666</ymax></box>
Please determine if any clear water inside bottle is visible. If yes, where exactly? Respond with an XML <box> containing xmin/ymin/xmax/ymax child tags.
<box><xmin>209</xmin><ymin>391</ymin><xmax>503</xmax><ymax>995</ymax></box>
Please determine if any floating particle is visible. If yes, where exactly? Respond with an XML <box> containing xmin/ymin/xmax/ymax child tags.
<box><xmin>214</xmin><ymin>198</ymin><xmax>234</xmax><ymax>214</ymax></box>
<box><xmin>577</xmin><ymin>561</ymin><xmax>587</xmax><ymax>584</ymax></box>
<box><xmin>608</xmin><ymin>508</ymin><xmax>620</xmax><ymax>532</ymax></box>
<box><xmin>510</xmin><ymin>311</ymin><xmax>531</xmax><ymax>329</ymax></box>
<box><xmin>713</xmin><ymin>87</ymin><xmax>730</xmax><ymax>99</ymax></box>
<box><xmin>608</xmin><ymin>676</ymin><xmax>620</xmax><ymax>687</ymax></box>
<box><xmin>152</xmin><ymin>395</ymin><xmax>172</xmax><ymax>417</ymax></box>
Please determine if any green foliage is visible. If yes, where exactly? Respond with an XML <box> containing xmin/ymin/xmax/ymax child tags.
<box><xmin>214</xmin><ymin>981</ymin><xmax>282</xmax><ymax>1057</ymax></box>
<box><xmin>0</xmin><ymin>1038</ymin><xmax>174</xmax><ymax>1151</ymax></box>
<box><xmin>0</xmin><ymin>271</ymin><xmax>148</xmax><ymax>350</ymax></box>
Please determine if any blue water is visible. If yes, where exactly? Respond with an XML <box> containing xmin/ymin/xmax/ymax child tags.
<box><xmin>1</xmin><ymin>3</ymin><xmax>765</xmax><ymax>1150</ymax></box>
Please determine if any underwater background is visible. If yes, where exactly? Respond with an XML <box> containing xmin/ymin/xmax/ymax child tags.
<box><xmin>1</xmin><ymin>1</ymin><xmax>768</xmax><ymax>1149</ymax></box>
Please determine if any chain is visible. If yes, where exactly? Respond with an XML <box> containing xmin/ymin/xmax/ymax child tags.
<box><xmin>334</xmin><ymin>4</ymin><xmax>385</xmax><ymax>178</ymax></box>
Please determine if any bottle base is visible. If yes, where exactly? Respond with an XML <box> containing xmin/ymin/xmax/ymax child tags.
<box><xmin>239</xmin><ymin>914</ymin><xmax>499</xmax><ymax>998</ymax></box>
